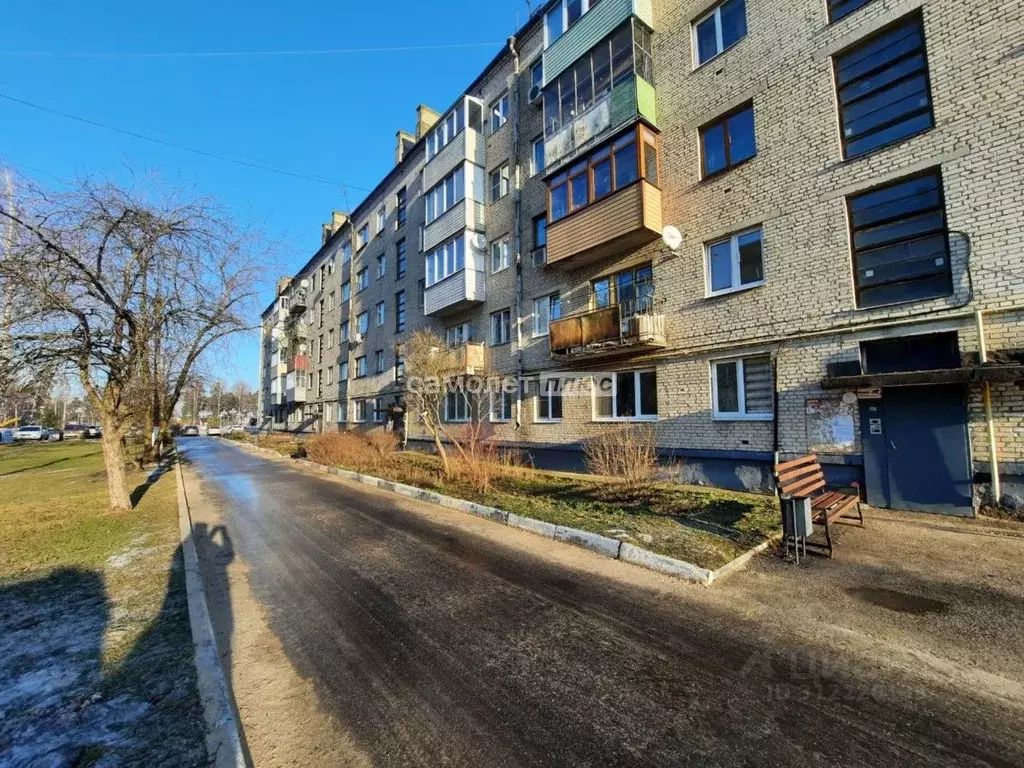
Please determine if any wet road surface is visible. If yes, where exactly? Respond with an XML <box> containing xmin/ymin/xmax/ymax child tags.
<box><xmin>180</xmin><ymin>438</ymin><xmax>1024</xmax><ymax>767</ymax></box>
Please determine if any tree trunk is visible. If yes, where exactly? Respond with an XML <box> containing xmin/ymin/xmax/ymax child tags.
<box><xmin>101</xmin><ymin>416</ymin><xmax>132</xmax><ymax>511</ymax></box>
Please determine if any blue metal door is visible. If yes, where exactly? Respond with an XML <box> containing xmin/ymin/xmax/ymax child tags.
<box><xmin>861</xmin><ymin>386</ymin><xmax>973</xmax><ymax>516</ymax></box>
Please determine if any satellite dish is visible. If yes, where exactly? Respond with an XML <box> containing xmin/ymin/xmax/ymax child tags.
<box><xmin>471</xmin><ymin>233</ymin><xmax>488</xmax><ymax>251</ymax></box>
<box><xmin>842</xmin><ymin>391</ymin><xmax>859</xmax><ymax>405</ymax></box>
<box><xmin>300</xmin><ymin>278</ymin><xmax>310</xmax><ymax>289</ymax></box>
<box><xmin>662</xmin><ymin>226</ymin><xmax>684</xmax><ymax>253</ymax></box>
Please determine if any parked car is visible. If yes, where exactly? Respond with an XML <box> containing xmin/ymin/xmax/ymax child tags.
<box><xmin>14</xmin><ymin>425</ymin><xmax>48</xmax><ymax>441</ymax></box>
<box><xmin>181</xmin><ymin>425</ymin><xmax>200</xmax><ymax>437</ymax></box>
<box><xmin>63</xmin><ymin>424</ymin><xmax>90</xmax><ymax>439</ymax></box>
<box><xmin>46</xmin><ymin>430</ymin><xmax>64</xmax><ymax>442</ymax></box>
<box><xmin>206</xmin><ymin>425</ymin><xmax>223</xmax><ymax>436</ymax></box>
<box><xmin>228</xmin><ymin>424</ymin><xmax>246</xmax><ymax>434</ymax></box>
<box><xmin>0</xmin><ymin>428</ymin><xmax>14</xmax><ymax>444</ymax></box>
<box><xmin>84</xmin><ymin>426</ymin><xmax>103</xmax><ymax>439</ymax></box>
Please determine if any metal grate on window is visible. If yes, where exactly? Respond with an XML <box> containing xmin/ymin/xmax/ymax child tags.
<box><xmin>847</xmin><ymin>170</ymin><xmax>952</xmax><ymax>308</ymax></box>
<box><xmin>834</xmin><ymin>14</ymin><xmax>933</xmax><ymax>158</ymax></box>
<box><xmin>827</xmin><ymin>0</ymin><xmax>876</xmax><ymax>23</ymax></box>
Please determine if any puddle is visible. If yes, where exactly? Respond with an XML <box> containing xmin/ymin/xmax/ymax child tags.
<box><xmin>847</xmin><ymin>587</ymin><xmax>950</xmax><ymax>615</ymax></box>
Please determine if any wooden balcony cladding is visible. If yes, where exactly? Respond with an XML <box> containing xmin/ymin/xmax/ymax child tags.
<box><xmin>547</xmin><ymin>181</ymin><xmax>661</xmax><ymax>268</ymax></box>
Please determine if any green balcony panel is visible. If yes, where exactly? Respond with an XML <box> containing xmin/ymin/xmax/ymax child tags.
<box><xmin>543</xmin><ymin>0</ymin><xmax>654</xmax><ymax>87</ymax></box>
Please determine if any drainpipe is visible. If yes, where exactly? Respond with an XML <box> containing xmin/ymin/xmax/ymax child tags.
<box><xmin>977</xmin><ymin>309</ymin><xmax>1001</xmax><ymax>505</ymax></box>
<box><xmin>508</xmin><ymin>34</ymin><xmax>525</xmax><ymax>430</ymax></box>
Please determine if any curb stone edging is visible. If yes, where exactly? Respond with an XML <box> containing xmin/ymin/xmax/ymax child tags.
<box><xmin>219</xmin><ymin>438</ymin><xmax>771</xmax><ymax>585</ymax></box>
<box><xmin>174</xmin><ymin>452</ymin><xmax>249</xmax><ymax>768</ymax></box>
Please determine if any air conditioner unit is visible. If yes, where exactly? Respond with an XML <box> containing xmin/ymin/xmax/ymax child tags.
<box><xmin>528</xmin><ymin>84</ymin><xmax>542</xmax><ymax>105</ymax></box>
<box><xmin>532</xmin><ymin>247</ymin><xmax>547</xmax><ymax>267</ymax></box>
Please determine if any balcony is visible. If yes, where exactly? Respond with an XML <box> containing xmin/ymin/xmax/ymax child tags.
<box><xmin>543</xmin><ymin>0</ymin><xmax>653</xmax><ymax>88</ymax></box>
<box><xmin>424</xmin><ymin>268</ymin><xmax>486</xmax><ymax>317</ymax></box>
<box><xmin>423</xmin><ymin>128</ymin><xmax>485</xmax><ymax>192</ymax></box>
<box><xmin>441</xmin><ymin>343</ymin><xmax>487</xmax><ymax>375</ymax></box>
<box><xmin>550</xmin><ymin>299</ymin><xmax>667</xmax><ymax>359</ymax></box>
<box><xmin>285</xmin><ymin>385</ymin><xmax>307</xmax><ymax>404</ymax></box>
<box><xmin>547</xmin><ymin>180</ymin><xmax>662</xmax><ymax>268</ymax></box>
<box><xmin>423</xmin><ymin>198</ymin><xmax>486</xmax><ymax>253</ymax></box>
<box><xmin>288</xmin><ymin>354</ymin><xmax>309</xmax><ymax>373</ymax></box>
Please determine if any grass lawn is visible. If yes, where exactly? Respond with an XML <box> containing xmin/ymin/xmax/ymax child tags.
<box><xmin>0</xmin><ymin>440</ymin><xmax>206</xmax><ymax>766</ymax></box>
<box><xmin>240</xmin><ymin>433</ymin><xmax>780</xmax><ymax>570</ymax></box>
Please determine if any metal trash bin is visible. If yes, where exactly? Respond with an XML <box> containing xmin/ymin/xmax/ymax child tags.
<box><xmin>782</xmin><ymin>497</ymin><xmax>813</xmax><ymax>538</ymax></box>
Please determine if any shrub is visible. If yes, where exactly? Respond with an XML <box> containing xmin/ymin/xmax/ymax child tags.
<box><xmin>306</xmin><ymin>432</ymin><xmax>369</xmax><ymax>468</ymax></box>
<box><xmin>365</xmin><ymin>428</ymin><xmax>400</xmax><ymax>466</ymax></box>
<box><xmin>584</xmin><ymin>425</ymin><xmax>659</xmax><ymax>489</ymax></box>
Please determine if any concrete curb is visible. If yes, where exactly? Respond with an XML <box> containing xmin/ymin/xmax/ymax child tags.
<box><xmin>219</xmin><ymin>438</ymin><xmax>771</xmax><ymax>585</ymax></box>
<box><xmin>174</xmin><ymin>452</ymin><xmax>248</xmax><ymax>768</ymax></box>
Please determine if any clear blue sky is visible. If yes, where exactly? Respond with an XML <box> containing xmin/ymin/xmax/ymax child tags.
<box><xmin>1</xmin><ymin>0</ymin><xmax>532</xmax><ymax>387</ymax></box>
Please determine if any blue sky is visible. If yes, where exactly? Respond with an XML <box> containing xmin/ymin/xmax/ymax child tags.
<box><xmin>1</xmin><ymin>0</ymin><xmax>532</xmax><ymax>387</ymax></box>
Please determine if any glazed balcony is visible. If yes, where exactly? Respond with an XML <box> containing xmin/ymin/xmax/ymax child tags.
<box><xmin>423</xmin><ymin>96</ymin><xmax>485</xmax><ymax>190</ymax></box>
<box><xmin>549</xmin><ymin>292</ymin><xmax>666</xmax><ymax>359</ymax></box>
<box><xmin>547</xmin><ymin>180</ymin><xmax>662</xmax><ymax>268</ymax></box>
<box><xmin>424</xmin><ymin>268</ymin><xmax>486</xmax><ymax>317</ymax></box>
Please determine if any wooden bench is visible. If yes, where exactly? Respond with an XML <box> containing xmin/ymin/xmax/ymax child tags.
<box><xmin>775</xmin><ymin>454</ymin><xmax>863</xmax><ymax>558</ymax></box>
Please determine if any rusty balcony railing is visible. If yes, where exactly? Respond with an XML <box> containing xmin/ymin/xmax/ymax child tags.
<box><xmin>549</xmin><ymin>286</ymin><xmax>666</xmax><ymax>358</ymax></box>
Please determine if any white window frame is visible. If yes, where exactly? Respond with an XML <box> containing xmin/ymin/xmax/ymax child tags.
<box><xmin>490</xmin><ymin>237</ymin><xmax>510</xmax><ymax>274</ymax></box>
<box><xmin>356</xmin><ymin>312</ymin><xmax>368</xmax><ymax>336</ymax></box>
<box><xmin>692</xmin><ymin>0</ymin><xmax>746</xmax><ymax>68</ymax></box>
<box><xmin>490</xmin><ymin>389</ymin><xmax>514</xmax><ymax>423</ymax></box>
<box><xmin>706</xmin><ymin>227</ymin><xmax>765</xmax><ymax>297</ymax></box>
<box><xmin>491</xmin><ymin>309</ymin><xmax>511</xmax><ymax>345</ymax></box>
<box><xmin>425</xmin><ymin>235</ymin><xmax>467</xmax><ymax>288</ymax></box>
<box><xmin>544</xmin><ymin>0</ymin><xmax>601</xmax><ymax>48</ymax></box>
<box><xmin>353</xmin><ymin>399</ymin><xmax>367</xmax><ymax>422</ymax></box>
<box><xmin>490</xmin><ymin>164</ymin><xmax>510</xmax><ymax>202</ymax></box>
<box><xmin>489</xmin><ymin>92</ymin><xmax>509</xmax><ymax>133</ymax></box>
<box><xmin>376</xmin><ymin>349</ymin><xmax>386</xmax><ymax>373</ymax></box>
<box><xmin>531</xmin><ymin>59</ymin><xmax>544</xmax><ymax>89</ymax></box>
<box><xmin>375</xmin><ymin>301</ymin><xmax>385</xmax><ymax>327</ymax></box>
<box><xmin>377</xmin><ymin>254</ymin><xmax>386</xmax><ymax>278</ymax></box>
<box><xmin>446</xmin><ymin>322</ymin><xmax>472</xmax><ymax>347</ymax></box>
<box><xmin>357</xmin><ymin>268</ymin><xmax>369</xmax><ymax>292</ymax></box>
<box><xmin>535</xmin><ymin>378</ymin><xmax>563</xmax><ymax>423</ymax></box>
<box><xmin>326</xmin><ymin>366</ymin><xmax>334</xmax><ymax>385</ymax></box>
<box><xmin>592</xmin><ymin>370</ymin><xmax>659</xmax><ymax>422</ymax></box>
<box><xmin>711</xmin><ymin>356</ymin><xmax>774</xmax><ymax>421</ymax></box>
<box><xmin>327</xmin><ymin>329</ymin><xmax>335</xmax><ymax>349</ymax></box>
<box><xmin>444</xmin><ymin>391</ymin><xmax>470</xmax><ymax>422</ymax></box>
<box><xmin>533</xmin><ymin>293</ymin><xmax>560</xmax><ymax>337</ymax></box>
<box><xmin>355</xmin><ymin>356</ymin><xmax>367</xmax><ymax>378</ymax></box>
<box><xmin>376</xmin><ymin>205</ymin><xmax>386</xmax><ymax>234</ymax></box>
<box><xmin>357</xmin><ymin>224</ymin><xmax>369</xmax><ymax>249</ymax></box>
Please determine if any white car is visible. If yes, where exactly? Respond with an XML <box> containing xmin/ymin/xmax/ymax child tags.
<box><xmin>14</xmin><ymin>425</ymin><xmax>48</xmax><ymax>441</ymax></box>
<box><xmin>206</xmin><ymin>425</ymin><xmax>223</xmax><ymax>436</ymax></box>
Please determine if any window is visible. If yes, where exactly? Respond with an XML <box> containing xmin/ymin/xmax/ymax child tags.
<box><xmin>326</xmin><ymin>366</ymin><xmax>334</xmax><ymax>386</ymax></box>
<box><xmin>353</xmin><ymin>399</ymin><xmax>367</xmax><ymax>422</ymax></box>
<box><xmin>700</xmin><ymin>102</ymin><xmax>756</xmax><ymax>178</ymax></box>
<box><xmin>395</xmin><ymin>353</ymin><xmax>406</xmax><ymax>381</ymax></box>
<box><xmin>544</xmin><ymin>0</ymin><xmax>602</xmax><ymax>48</ymax></box>
<box><xmin>534</xmin><ymin>293</ymin><xmax>561</xmax><ymax>336</ymax></box>
<box><xmin>327</xmin><ymin>292</ymin><xmax>335</xmax><ymax>312</ymax></box>
<box><xmin>357</xmin><ymin>267</ymin><xmax>369</xmax><ymax>292</ymax></box>
<box><xmin>340</xmin><ymin>361</ymin><xmax>349</xmax><ymax>380</ymax></box>
<box><xmin>536</xmin><ymin>378</ymin><xmax>563</xmax><ymax>422</ymax></box>
<box><xmin>325</xmin><ymin>402</ymin><xmax>334</xmax><ymax>422</ymax></box>
<box><xmin>375</xmin><ymin>301</ymin><xmax>385</xmax><ymax>327</ymax></box>
<box><xmin>376</xmin><ymin>254</ymin><xmax>385</xmax><ymax>279</ymax></box>
<box><xmin>706</xmin><ymin>228</ymin><xmax>764</xmax><ymax>295</ymax></box>
<box><xmin>491</xmin><ymin>309</ymin><xmax>511</xmax><ymax>345</ymax></box>
<box><xmin>357</xmin><ymin>312</ymin><xmax>368</xmax><ymax>336</ymax></box>
<box><xmin>318</xmin><ymin>299</ymin><xmax>325</xmax><ymax>327</ymax></box>
<box><xmin>543</xmin><ymin>20</ymin><xmax>652</xmax><ymax>139</ymax></box>
<box><xmin>531</xmin><ymin>60</ymin><xmax>544</xmax><ymax>90</ymax></box>
<box><xmin>593</xmin><ymin>370</ymin><xmax>658</xmax><ymax>420</ymax></box>
<box><xmin>376</xmin><ymin>205</ymin><xmax>386</xmax><ymax>234</ymax></box>
<box><xmin>319</xmin><ymin>264</ymin><xmax>326</xmax><ymax>290</ymax></box>
<box><xmin>327</xmin><ymin>329</ymin><xmax>335</xmax><ymax>349</ymax></box>
<box><xmin>357</xmin><ymin>224</ymin><xmax>369</xmax><ymax>250</ymax></box>
<box><xmin>396</xmin><ymin>239</ymin><xmax>407</xmax><ymax>279</ymax></box>
<box><xmin>417</xmin><ymin>278</ymin><xmax>425</xmax><ymax>309</ymax></box>
<box><xmin>712</xmin><ymin>356</ymin><xmax>773</xmax><ymax>420</ymax></box>
<box><xmin>491</xmin><ymin>389</ymin><xmax>514</xmax><ymax>422</ymax></box>
<box><xmin>834</xmin><ymin>14</ymin><xmax>933</xmax><ymax>159</ymax></box>
<box><xmin>847</xmin><ymin>169</ymin><xmax>951</xmax><ymax>308</ymax></box>
<box><xmin>373</xmin><ymin>399</ymin><xmax>385</xmax><ymax>423</ymax></box>
<box><xmin>490</xmin><ymin>164</ymin><xmax>510</xmax><ymax>202</ymax></box>
<box><xmin>317</xmin><ymin>370</ymin><xmax>323</xmax><ymax>398</ymax></box>
<box><xmin>341</xmin><ymin>281</ymin><xmax>350</xmax><ymax>302</ymax></box>
<box><xmin>317</xmin><ymin>335</ymin><xmax>324</xmax><ymax>363</ymax></box>
<box><xmin>425</xmin><ymin>97</ymin><xmax>484</xmax><ymax>161</ymax></box>
<box><xmin>693</xmin><ymin>0</ymin><xmax>747</xmax><ymax>67</ymax></box>
<box><xmin>395</xmin><ymin>290</ymin><xmax>407</xmax><ymax>332</ymax></box>
<box><xmin>490</xmin><ymin>237</ymin><xmax>510</xmax><ymax>273</ymax></box>
<box><xmin>355</xmin><ymin>356</ymin><xmax>367</xmax><ymax>378</ymax></box>
<box><xmin>341</xmin><ymin>320</ymin><xmax>350</xmax><ymax>342</ymax></box>
<box><xmin>425</xmin><ymin>165</ymin><xmax>466</xmax><ymax>224</ymax></box>
<box><xmin>532</xmin><ymin>137</ymin><xmax>545</xmax><ymax>176</ymax></box>
<box><xmin>446</xmin><ymin>322</ymin><xmax>471</xmax><ymax>347</ymax></box>
<box><xmin>490</xmin><ymin>92</ymin><xmax>509</xmax><ymax>133</ymax></box>
<box><xmin>548</xmin><ymin>126</ymin><xmax>657</xmax><ymax>222</ymax></box>
<box><xmin>828</xmin><ymin>0</ymin><xmax>876</xmax><ymax>23</ymax></box>
<box><xmin>591</xmin><ymin>263</ymin><xmax>654</xmax><ymax>313</ymax></box>
<box><xmin>341</xmin><ymin>241</ymin><xmax>352</xmax><ymax>264</ymax></box>
<box><xmin>396</xmin><ymin>187</ymin><xmax>407</xmax><ymax>227</ymax></box>
<box><xmin>425</xmin><ymin>235</ymin><xmax>466</xmax><ymax>287</ymax></box>
<box><xmin>376</xmin><ymin>349</ymin><xmax>386</xmax><ymax>373</ymax></box>
<box><xmin>532</xmin><ymin>215</ymin><xmax>548</xmax><ymax>265</ymax></box>
<box><xmin>445</xmin><ymin>391</ymin><xmax>470</xmax><ymax>422</ymax></box>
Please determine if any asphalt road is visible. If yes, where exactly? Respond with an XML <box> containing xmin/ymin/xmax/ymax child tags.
<box><xmin>179</xmin><ymin>438</ymin><xmax>1023</xmax><ymax>767</ymax></box>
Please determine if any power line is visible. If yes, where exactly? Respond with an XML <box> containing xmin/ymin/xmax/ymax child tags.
<box><xmin>0</xmin><ymin>91</ymin><xmax>374</xmax><ymax>192</ymax></box>
<box><xmin>0</xmin><ymin>41</ymin><xmax>502</xmax><ymax>59</ymax></box>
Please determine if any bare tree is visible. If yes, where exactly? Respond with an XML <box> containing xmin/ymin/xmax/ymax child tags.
<box><xmin>0</xmin><ymin>172</ymin><xmax>264</xmax><ymax>510</ymax></box>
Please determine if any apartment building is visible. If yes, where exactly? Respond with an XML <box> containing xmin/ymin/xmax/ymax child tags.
<box><xmin>261</xmin><ymin>0</ymin><xmax>1024</xmax><ymax>517</ymax></box>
